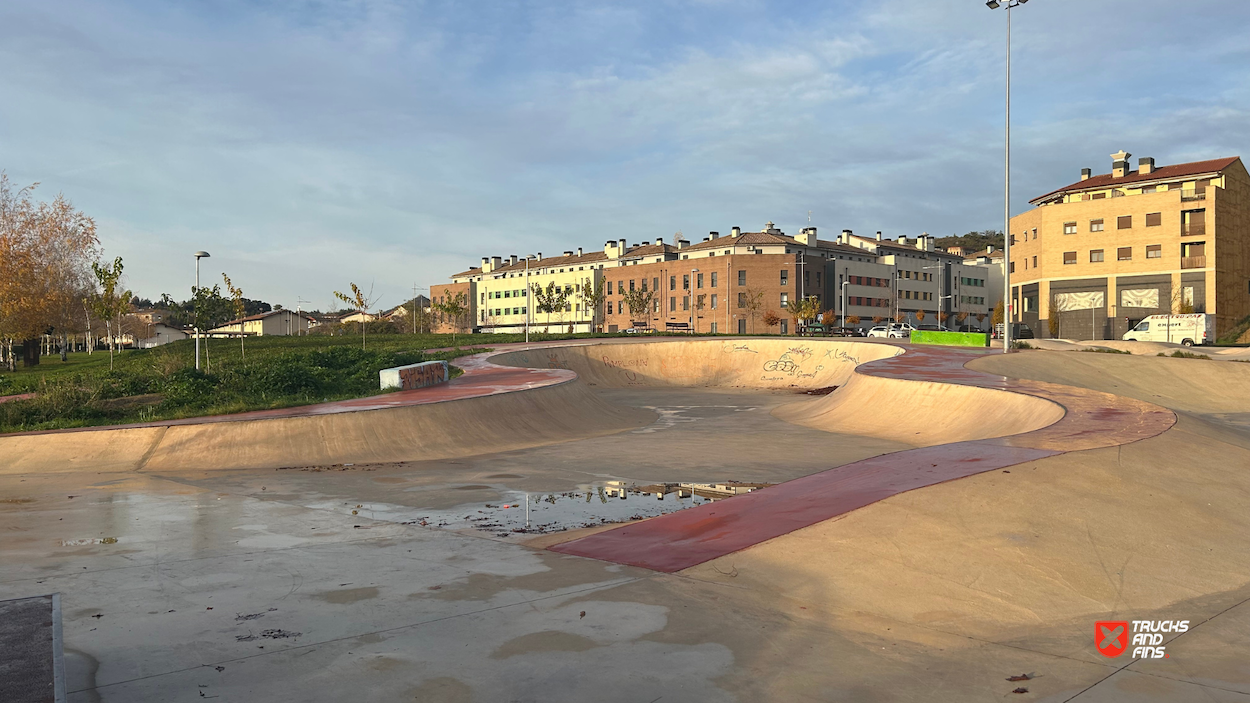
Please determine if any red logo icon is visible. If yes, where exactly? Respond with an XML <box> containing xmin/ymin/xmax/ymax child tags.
<box><xmin>1096</xmin><ymin>621</ymin><xmax>1129</xmax><ymax>657</ymax></box>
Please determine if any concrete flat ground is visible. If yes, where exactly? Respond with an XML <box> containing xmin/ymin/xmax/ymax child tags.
<box><xmin>4</xmin><ymin>348</ymin><xmax>1250</xmax><ymax>702</ymax></box>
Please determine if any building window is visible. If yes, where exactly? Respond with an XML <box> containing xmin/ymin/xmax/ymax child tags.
<box><xmin>1146</xmin><ymin>212</ymin><xmax>1162</xmax><ymax>227</ymax></box>
<box><xmin>1182</xmin><ymin>209</ymin><xmax>1206</xmax><ymax>236</ymax></box>
<box><xmin>1090</xmin><ymin>249</ymin><xmax>1104</xmax><ymax>263</ymax></box>
<box><xmin>1032</xmin><ymin>228</ymin><xmax>1037</xmax><ymax>239</ymax></box>
<box><xmin>738</xmin><ymin>292</ymin><xmax>746</xmax><ymax>308</ymax></box>
<box><xmin>629</xmin><ymin>279</ymin><xmax>635</xmax><ymax>291</ymax></box>
<box><xmin>780</xmin><ymin>320</ymin><xmax>788</xmax><ymax>335</ymax></box>
<box><xmin>1117</xmin><ymin>247</ymin><xmax>1132</xmax><ymax>261</ymax></box>
<box><xmin>696</xmin><ymin>273</ymin><xmax>704</xmax><ymax>289</ymax></box>
<box><xmin>683</xmin><ymin>274</ymin><xmax>690</xmax><ymax>290</ymax></box>
<box><xmin>682</xmin><ymin>296</ymin><xmax>689</xmax><ymax>311</ymax></box>
<box><xmin>1032</xmin><ymin>255</ymin><xmax>1037</xmax><ymax>268</ymax></box>
<box><xmin>618</xmin><ymin>301</ymin><xmax>623</xmax><ymax>315</ymax></box>
<box><xmin>670</xmin><ymin>297</ymin><xmax>676</xmax><ymax>312</ymax></box>
<box><xmin>670</xmin><ymin>276</ymin><xmax>676</xmax><ymax>291</ymax></box>
<box><xmin>1063</xmin><ymin>251</ymin><xmax>1077</xmax><ymax>265</ymax></box>
<box><xmin>711</xmin><ymin>294</ymin><xmax>718</xmax><ymax>309</ymax></box>
<box><xmin>780</xmin><ymin>293</ymin><xmax>789</xmax><ymax>308</ymax></box>
<box><xmin>1117</xmin><ymin>215</ymin><xmax>1132</xmax><ymax>230</ymax></box>
<box><xmin>1142</xmin><ymin>185</ymin><xmax>1156</xmax><ymax>194</ymax></box>
<box><xmin>653</xmin><ymin>277</ymin><xmax>659</xmax><ymax>292</ymax></box>
<box><xmin>710</xmin><ymin>272</ymin><xmax>718</xmax><ymax>288</ymax></box>
<box><xmin>710</xmin><ymin>322</ymin><xmax>718</xmax><ymax>334</ymax></box>
<box><xmin>1146</xmin><ymin>244</ymin><xmax>1162</xmax><ymax>259</ymax></box>
<box><xmin>738</xmin><ymin>270</ymin><xmax>746</xmax><ymax>286</ymax></box>
<box><xmin>780</xmin><ymin>270</ymin><xmax>789</xmax><ymax>286</ymax></box>
<box><xmin>1009</xmin><ymin>262</ymin><xmax>1015</xmax><ymax>273</ymax></box>
<box><xmin>1064</xmin><ymin>222</ymin><xmax>1077</xmax><ymax>235</ymax></box>
<box><xmin>1090</xmin><ymin>219</ymin><xmax>1104</xmax><ymax>232</ymax></box>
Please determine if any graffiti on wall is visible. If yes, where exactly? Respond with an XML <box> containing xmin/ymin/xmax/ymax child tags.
<box><xmin>380</xmin><ymin>360</ymin><xmax>449</xmax><ymax>391</ymax></box>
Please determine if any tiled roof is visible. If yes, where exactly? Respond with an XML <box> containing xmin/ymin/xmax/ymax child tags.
<box><xmin>449</xmin><ymin>268</ymin><xmax>481</xmax><ymax>279</ymax></box>
<box><xmin>966</xmin><ymin>248</ymin><xmax>1003</xmax><ymax>259</ymax></box>
<box><xmin>1031</xmin><ymin>156</ymin><xmax>1241</xmax><ymax>204</ymax></box>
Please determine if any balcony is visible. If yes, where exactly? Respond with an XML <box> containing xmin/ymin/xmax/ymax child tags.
<box><xmin>1181</xmin><ymin>256</ymin><xmax>1207</xmax><ymax>270</ymax></box>
<box><xmin>1182</xmin><ymin>224</ymin><xmax>1206</xmax><ymax>237</ymax></box>
<box><xmin>1181</xmin><ymin>189</ymin><xmax>1206</xmax><ymax>202</ymax></box>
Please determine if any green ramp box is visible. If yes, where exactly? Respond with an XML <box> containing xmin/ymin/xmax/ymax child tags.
<box><xmin>910</xmin><ymin>330</ymin><xmax>990</xmax><ymax>347</ymax></box>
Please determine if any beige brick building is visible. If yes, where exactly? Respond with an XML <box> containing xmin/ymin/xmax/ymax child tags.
<box><xmin>1009</xmin><ymin>152</ymin><xmax>1250</xmax><ymax>339</ymax></box>
<box><xmin>433</xmin><ymin>223</ymin><xmax>998</xmax><ymax>336</ymax></box>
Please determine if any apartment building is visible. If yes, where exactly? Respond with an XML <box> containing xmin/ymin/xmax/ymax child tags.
<box><xmin>1010</xmin><ymin>152</ymin><xmax>1250</xmax><ymax>339</ymax></box>
<box><xmin>434</xmin><ymin>223</ymin><xmax>996</xmax><ymax>335</ymax></box>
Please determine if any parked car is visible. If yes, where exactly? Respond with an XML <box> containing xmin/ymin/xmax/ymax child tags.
<box><xmin>992</xmin><ymin>322</ymin><xmax>1035</xmax><ymax>340</ymax></box>
<box><xmin>867</xmin><ymin>323</ymin><xmax>914</xmax><ymax>339</ymax></box>
<box><xmin>828</xmin><ymin>326</ymin><xmax>867</xmax><ymax>338</ymax></box>
<box><xmin>1123</xmin><ymin>313</ymin><xmax>1214</xmax><ymax>346</ymax></box>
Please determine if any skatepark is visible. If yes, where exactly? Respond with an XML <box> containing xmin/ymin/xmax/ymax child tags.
<box><xmin>3</xmin><ymin>337</ymin><xmax>1250</xmax><ymax>702</ymax></box>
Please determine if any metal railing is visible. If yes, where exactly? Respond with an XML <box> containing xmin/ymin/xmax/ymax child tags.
<box><xmin>1181</xmin><ymin>224</ymin><xmax>1206</xmax><ymax>237</ymax></box>
<box><xmin>1181</xmin><ymin>190</ymin><xmax>1206</xmax><ymax>202</ymax></box>
<box><xmin>1181</xmin><ymin>255</ymin><xmax>1207</xmax><ymax>269</ymax></box>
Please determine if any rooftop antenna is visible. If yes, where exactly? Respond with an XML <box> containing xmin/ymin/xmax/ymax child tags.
<box><xmin>296</xmin><ymin>297</ymin><xmax>310</xmax><ymax>336</ymax></box>
<box><xmin>808</xmin><ymin>210</ymin><xmax>812</xmax><ymax>223</ymax></box>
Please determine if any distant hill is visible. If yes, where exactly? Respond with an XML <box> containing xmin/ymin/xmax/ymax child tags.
<box><xmin>934</xmin><ymin>230</ymin><xmax>1004</xmax><ymax>253</ymax></box>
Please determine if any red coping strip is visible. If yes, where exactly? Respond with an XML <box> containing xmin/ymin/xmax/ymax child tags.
<box><xmin>548</xmin><ymin>344</ymin><xmax>1177</xmax><ymax>573</ymax></box>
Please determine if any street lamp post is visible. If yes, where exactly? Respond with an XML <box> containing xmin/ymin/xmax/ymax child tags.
<box><xmin>689</xmin><ymin>268</ymin><xmax>699</xmax><ymax>333</ymax></box>
<box><xmin>986</xmin><ymin>0</ymin><xmax>1029</xmax><ymax>352</ymax></box>
<box><xmin>193</xmin><ymin>251</ymin><xmax>210</xmax><ymax>370</ymax></box>
<box><xmin>524</xmin><ymin>255</ymin><xmax>537</xmax><ymax>345</ymax></box>
<box><xmin>922</xmin><ymin>263</ymin><xmax>951</xmax><ymax>329</ymax></box>
<box><xmin>841</xmin><ymin>280</ymin><xmax>850</xmax><ymax>329</ymax></box>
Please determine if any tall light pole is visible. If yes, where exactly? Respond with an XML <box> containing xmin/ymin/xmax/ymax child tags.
<box><xmin>689</xmin><ymin>268</ymin><xmax>699</xmax><ymax>333</ymax></box>
<box><xmin>923</xmin><ymin>262</ymin><xmax>951</xmax><ymax>328</ymax></box>
<box><xmin>524</xmin><ymin>255</ymin><xmax>536</xmax><ymax>344</ymax></box>
<box><xmin>841</xmin><ymin>280</ymin><xmax>850</xmax><ymax>329</ymax></box>
<box><xmin>986</xmin><ymin>0</ymin><xmax>1028</xmax><ymax>352</ymax></box>
<box><xmin>193</xmin><ymin>251</ymin><xmax>210</xmax><ymax>370</ymax></box>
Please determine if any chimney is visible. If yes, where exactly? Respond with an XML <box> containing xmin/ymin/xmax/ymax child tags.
<box><xmin>1080</xmin><ymin>167</ymin><xmax>1092</xmax><ymax>181</ymax></box>
<box><xmin>605</xmin><ymin>240</ymin><xmax>619</xmax><ymax>259</ymax></box>
<box><xmin>490</xmin><ymin>256</ymin><xmax>502</xmax><ymax>271</ymax></box>
<box><xmin>1111</xmin><ymin>150</ymin><xmax>1131</xmax><ymax>178</ymax></box>
<box><xmin>875</xmin><ymin>231</ymin><xmax>883</xmax><ymax>241</ymax></box>
<box><xmin>731</xmin><ymin>226</ymin><xmax>741</xmax><ymax>237</ymax></box>
<box><xmin>797</xmin><ymin>226</ymin><xmax>817</xmax><ymax>246</ymax></box>
<box><xmin>898</xmin><ymin>235</ymin><xmax>909</xmax><ymax>246</ymax></box>
<box><xmin>656</xmin><ymin>236</ymin><xmax>664</xmax><ymax>245</ymax></box>
<box><xmin>839</xmin><ymin>230</ymin><xmax>851</xmax><ymax>245</ymax></box>
<box><xmin>710</xmin><ymin>231</ymin><xmax>719</xmax><ymax>239</ymax></box>
<box><xmin>1138</xmin><ymin>156</ymin><xmax>1155</xmax><ymax>175</ymax></box>
<box><xmin>919</xmin><ymin>232</ymin><xmax>933</xmax><ymax>251</ymax></box>
<box><xmin>577</xmin><ymin>247</ymin><xmax>583</xmax><ymax>256</ymax></box>
<box><xmin>619</xmin><ymin>238</ymin><xmax>626</xmax><ymax>252</ymax></box>
<box><xmin>563</xmin><ymin>250</ymin><xmax>573</xmax><ymax>257</ymax></box>
<box><xmin>702</xmin><ymin>236</ymin><xmax>709</xmax><ymax>242</ymax></box>
<box><xmin>986</xmin><ymin>245</ymin><xmax>995</xmax><ymax>254</ymax></box>
<box><xmin>480</xmin><ymin>256</ymin><xmax>489</xmax><ymax>272</ymax></box>
<box><xmin>763</xmin><ymin>221</ymin><xmax>780</xmax><ymax>234</ymax></box>
<box><xmin>509</xmin><ymin>254</ymin><xmax>518</xmax><ymax>265</ymax></box>
<box><xmin>536</xmin><ymin>252</ymin><xmax>542</xmax><ymax>261</ymax></box>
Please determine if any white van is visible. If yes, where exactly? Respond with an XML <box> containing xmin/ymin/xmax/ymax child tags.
<box><xmin>1122</xmin><ymin>314</ymin><xmax>1215</xmax><ymax>346</ymax></box>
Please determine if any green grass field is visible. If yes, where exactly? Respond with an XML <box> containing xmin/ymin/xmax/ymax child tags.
<box><xmin>0</xmin><ymin>331</ymin><xmax>610</xmax><ymax>433</ymax></box>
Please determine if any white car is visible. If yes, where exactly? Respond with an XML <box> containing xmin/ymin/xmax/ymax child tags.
<box><xmin>867</xmin><ymin>323</ymin><xmax>914</xmax><ymax>339</ymax></box>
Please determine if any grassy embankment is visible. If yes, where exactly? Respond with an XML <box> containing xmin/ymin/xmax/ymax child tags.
<box><xmin>0</xmin><ymin>331</ymin><xmax>596</xmax><ymax>433</ymax></box>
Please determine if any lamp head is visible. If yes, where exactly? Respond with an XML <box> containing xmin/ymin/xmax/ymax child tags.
<box><xmin>986</xmin><ymin>0</ymin><xmax>1001</xmax><ymax>8</ymax></box>
<box><xmin>194</xmin><ymin>251</ymin><xmax>211</xmax><ymax>259</ymax></box>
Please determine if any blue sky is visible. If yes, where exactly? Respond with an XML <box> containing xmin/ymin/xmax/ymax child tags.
<box><xmin>3</xmin><ymin>0</ymin><xmax>1248</xmax><ymax>311</ymax></box>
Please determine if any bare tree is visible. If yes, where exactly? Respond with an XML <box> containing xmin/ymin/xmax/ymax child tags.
<box><xmin>89</xmin><ymin>257</ymin><xmax>131</xmax><ymax>370</ymax></box>
<box><xmin>223</xmin><ymin>273</ymin><xmax>247</xmax><ymax>359</ymax></box>
<box><xmin>740</xmin><ymin>287</ymin><xmax>766</xmax><ymax>334</ymax></box>
<box><xmin>431</xmin><ymin>291</ymin><xmax>469</xmax><ymax>346</ymax></box>
<box><xmin>334</xmin><ymin>283</ymin><xmax>381</xmax><ymax>350</ymax></box>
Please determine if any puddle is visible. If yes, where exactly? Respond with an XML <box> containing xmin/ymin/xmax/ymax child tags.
<box><xmin>60</xmin><ymin>537</ymin><xmax>119</xmax><ymax>546</ymax></box>
<box><xmin>310</xmin><ymin>480</ymin><xmax>772</xmax><ymax>537</ymax></box>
